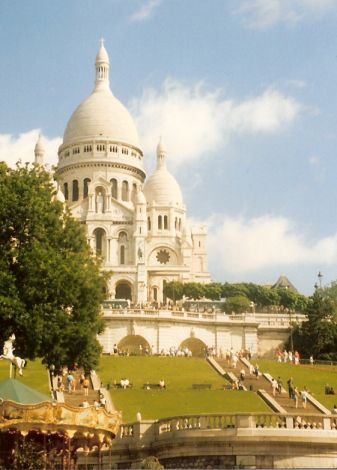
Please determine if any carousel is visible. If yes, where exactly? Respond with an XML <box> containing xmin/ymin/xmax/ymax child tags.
<box><xmin>0</xmin><ymin>335</ymin><xmax>121</xmax><ymax>469</ymax></box>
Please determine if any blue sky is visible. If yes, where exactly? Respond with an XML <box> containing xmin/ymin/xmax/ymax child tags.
<box><xmin>1</xmin><ymin>0</ymin><xmax>337</xmax><ymax>294</ymax></box>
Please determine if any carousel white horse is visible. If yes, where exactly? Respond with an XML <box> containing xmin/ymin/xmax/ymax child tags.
<box><xmin>0</xmin><ymin>334</ymin><xmax>26</xmax><ymax>376</ymax></box>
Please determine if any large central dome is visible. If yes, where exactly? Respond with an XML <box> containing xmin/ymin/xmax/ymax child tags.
<box><xmin>63</xmin><ymin>90</ymin><xmax>140</xmax><ymax>148</ymax></box>
<box><xmin>62</xmin><ymin>43</ymin><xmax>141</xmax><ymax>150</ymax></box>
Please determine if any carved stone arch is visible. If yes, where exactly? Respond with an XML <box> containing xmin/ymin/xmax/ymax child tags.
<box><xmin>118</xmin><ymin>335</ymin><xmax>150</xmax><ymax>355</ymax></box>
<box><xmin>115</xmin><ymin>279</ymin><xmax>133</xmax><ymax>301</ymax></box>
<box><xmin>179</xmin><ymin>337</ymin><xmax>207</xmax><ymax>357</ymax></box>
<box><xmin>89</xmin><ymin>224</ymin><xmax>110</xmax><ymax>237</ymax></box>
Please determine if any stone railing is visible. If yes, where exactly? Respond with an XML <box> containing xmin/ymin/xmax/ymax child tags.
<box><xmin>116</xmin><ymin>412</ymin><xmax>337</xmax><ymax>443</ymax></box>
<box><xmin>102</xmin><ymin>308</ymin><xmax>306</xmax><ymax>328</ymax></box>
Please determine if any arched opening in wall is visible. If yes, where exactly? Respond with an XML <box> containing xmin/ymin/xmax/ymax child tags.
<box><xmin>115</xmin><ymin>281</ymin><xmax>132</xmax><ymax>301</ymax></box>
<box><xmin>83</xmin><ymin>178</ymin><xmax>91</xmax><ymax>198</ymax></box>
<box><xmin>164</xmin><ymin>215</ymin><xmax>168</xmax><ymax>230</ymax></box>
<box><xmin>72</xmin><ymin>180</ymin><xmax>79</xmax><ymax>201</ymax></box>
<box><xmin>63</xmin><ymin>182</ymin><xmax>68</xmax><ymax>200</ymax></box>
<box><xmin>179</xmin><ymin>338</ymin><xmax>207</xmax><ymax>357</ymax></box>
<box><xmin>95</xmin><ymin>186</ymin><xmax>105</xmax><ymax>213</ymax></box>
<box><xmin>147</xmin><ymin>217</ymin><xmax>151</xmax><ymax>231</ymax></box>
<box><xmin>158</xmin><ymin>215</ymin><xmax>162</xmax><ymax>230</ymax></box>
<box><xmin>111</xmin><ymin>178</ymin><xmax>117</xmax><ymax>199</ymax></box>
<box><xmin>117</xmin><ymin>335</ymin><xmax>150</xmax><ymax>355</ymax></box>
<box><xmin>118</xmin><ymin>231</ymin><xmax>128</xmax><ymax>265</ymax></box>
<box><xmin>122</xmin><ymin>181</ymin><xmax>129</xmax><ymax>201</ymax></box>
<box><xmin>94</xmin><ymin>228</ymin><xmax>106</xmax><ymax>258</ymax></box>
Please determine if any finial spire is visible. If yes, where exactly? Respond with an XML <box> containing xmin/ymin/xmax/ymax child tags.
<box><xmin>34</xmin><ymin>133</ymin><xmax>45</xmax><ymax>166</ymax></box>
<box><xmin>156</xmin><ymin>136</ymin><xmax>167</xmax><ymax>169</ymax></box>
<box><xmin>95</xmin><ymin>40</ymin><xmax>110</xmax><ymax>92</ymax></box>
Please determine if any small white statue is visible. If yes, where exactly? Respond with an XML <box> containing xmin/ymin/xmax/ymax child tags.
<box><xmin>0</xmin><ymin>334</ymin><xmax>26</xmax><ymax>376</ymax></box>
<box><xmin>96</xmin><ymin>191</ymin><xmax>104</xmax><ymax>213</ymax></box>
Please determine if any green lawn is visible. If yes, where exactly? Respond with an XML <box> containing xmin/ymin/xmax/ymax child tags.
<box><xmin>97</xmin><ymin>356</ymin><xmax>269</xmax><ymax>422</ymax></box>
<box><xmin>256</xmin><ymin>359</ymin><xmax>337</xmax><ymax>410</ymax></box>
<box><xmin>0</xmin><ymin>359</ymin><xmax>50</xmax><ymax>396</ymax></box>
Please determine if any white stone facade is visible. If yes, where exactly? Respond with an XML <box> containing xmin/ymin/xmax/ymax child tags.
<box><xmin>55</xmin><ymin>42</ymin><xmax>211</xmax><ymax>304</ymax></box>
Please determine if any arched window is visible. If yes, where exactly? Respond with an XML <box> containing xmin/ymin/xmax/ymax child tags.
<box><xmin>63</xmin><ymin>182</ymin><xmax>68</xmax><ymax>200</ymax></box>
<box><xmin>94</xmin><ymin>228</ymin><xmax>106</xmax><ymax>258</ymax></box>
<box><xmin>164</xmin><ymin>215</ymin><xmax>168</xmax><ymax>230</ymax></box>
<box><xmin>158</xmin><ymin>215</ymin><xmax>162</xmax><ymax>230</ymax></box>
<box><xmin>83</xmin><ymin>178</ymin><xmax>91</xmax><ymax>198</ymax></box>
<box><xmin>118</xmin><ymin>231</ymin><xmax>128</xmax><ymax>265</ymax></box>
<box><xmin>178</xmin><ymin>218</ymin><xmax>182</xmax><ymax>231</ymax></box>
<box><xmin>122</xmin><ymin>181</ymin><xmax>129</xmax><ymax>201</ymax></box>
<box><xmin>111</xmin><ymin>178</ymin><xmax>117</xmax><ymax>199</ymax></box>
<box><xmin>120</xmin><ymin>245</ymin><xmax>125</xmax><ymax>265</ymax></box>
<box><xmin>147</xmin><ymin>217</ymin><xmax>151</xmax><ymax>231</ymax></box>
<box><xmin>72</xmin><ymin>180</ymin><xmax>79</xmax><ymax>201</ymax></box>
<box><xmin>175</xmin><ymin>217</ymin><xmax>177</xmax><ymax>229</ymax></box>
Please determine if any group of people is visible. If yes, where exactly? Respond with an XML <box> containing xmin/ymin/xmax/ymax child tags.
<box><xmin>276</xmin><ymin>350</ymin><xmax>301</xmax><ymax>365</ymax></box>
<box><xmin>56</xmin><ymin>370</ymin><xmax>90</xmax><ymax>395</ymax></box>
<box><xmin>286</xmin><ymin>377</ymin><xmax>309</xmax><ymax>408</ymax></box>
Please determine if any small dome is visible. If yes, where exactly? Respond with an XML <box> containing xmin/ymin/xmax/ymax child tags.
<box><xmin>144</xmin><ymin>138</ymin><xmax>183</xmax><ymax>206</ymax></box>
<box><xmin>144</xmin><ymin>167</ymin><xmax>183</xmax><ymax>206</ymax></box>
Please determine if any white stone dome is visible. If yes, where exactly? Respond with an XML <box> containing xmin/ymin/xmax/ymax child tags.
<box><xmin>144</xmin><ymin>139</ymin><xmax>183</xmax><ymax>206</ymax></box>
<box><xmin>62</xmin><ymin>42</ymin><xmax>141</xmax><ymax>150</ymax></box>
<box><xmin>144</xmin><ymin>168</ymin><xmax>183</xmax><ymax>206</ymax></box>
<box><xmin>63</xmin><ymin>89</ymin><xmax>141</xmax><ymax>148</ymax></box>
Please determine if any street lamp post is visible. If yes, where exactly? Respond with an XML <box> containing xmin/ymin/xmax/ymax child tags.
<box><xmin>318</xmin><ymin>271</ymin><xmax>323</xmax><ymax>289</ymax></box>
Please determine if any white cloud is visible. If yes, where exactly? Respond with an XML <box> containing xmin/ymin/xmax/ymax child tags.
<box><xmin>0</xmin><ymin>130</ymin><xmax>61</xmax><ymax>169</ymax></box>
<box><xmin>129</xmin><ymin>0</ymin><xmax>162</xmax><ymax>22</ymax></box>
<box><xmin>236</xmin><ymin>0</ymin><xmax>337</xmax><ymax>29</ymax></box>
<box><xmin>205</xmin><ymin>214</ymin><xmax>337</xmax><ymax>277</ymax></box>
<box><xmin>130</xmin><ymin>80</ymin><xmax>301</xmax><ymax>167</ymax></box>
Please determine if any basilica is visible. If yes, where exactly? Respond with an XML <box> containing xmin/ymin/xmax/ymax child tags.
<box><xmin>48</xmin><ymin>42</ymin><xmax>211</xmax><ymax>304</ymax></box>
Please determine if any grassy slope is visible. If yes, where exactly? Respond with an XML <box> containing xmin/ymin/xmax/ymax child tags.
<box><xmin>0</xmin><ymin>359</ymin><xmax>50</xmax><ymax>395</ymax></box>
<box><xmin>97</xmin><ymin>356</ymin><xmax>269</xmax><ymax>422</ymax></box>
<box><xmin>256</xmin><ymin>359</ymin><xmax>337</xmax><ymax>410</ymax></box>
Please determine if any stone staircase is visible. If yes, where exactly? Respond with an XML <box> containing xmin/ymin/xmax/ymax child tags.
<box><xmin>214</xmin><ymin>357</ymin><xmax>323</xmax><ymax>415</ymax></box>
<box><xmin>56</xmin><ymin>370</ymin><xmax>100</xmax><ymax>408</ymax></box>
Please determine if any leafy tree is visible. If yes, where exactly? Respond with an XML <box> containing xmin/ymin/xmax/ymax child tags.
<box><xmin>224</xmin><ymin>295</ymin><xmax>251</xmax><ymax>314</ymax></box>
<box><xmin>203</xmin><ymin>282</ymin><xmax>222</xmax><ymax>300</ymax></box>
<box><xmin>291</xmin><ymin>289</ymin><xmax>337</xmax><ymax>359</ymax></box>
<box><xmin>183</xmin><ymin>282</ymin><xmax>206</xmax><ymax>299</ymax></box>
<box><xmin>163</xmin><ymin>281</ymin><xmax>184</xmax><ymax>301</ymax></box>
<box><xmin>0</xmin><ymin>163</ymin><xmax>106</xmax><ymax>373</ymax></box>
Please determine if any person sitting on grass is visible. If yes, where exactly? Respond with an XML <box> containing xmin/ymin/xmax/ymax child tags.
<box><xmin>159</xmin><ymin>379</ymin><xmax>166</xmax><ymax>389</ymax></box>
<box><xmin>120</xmin><ymin>378</ymin><xmax>130</xmax><ymax>389</ymax></box>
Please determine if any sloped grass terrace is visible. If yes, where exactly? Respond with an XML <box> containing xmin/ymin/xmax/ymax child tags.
<box><xmin>97</xmin><ymin>356</ymin><xmax>269</xmax><ymax>422</ymax></box>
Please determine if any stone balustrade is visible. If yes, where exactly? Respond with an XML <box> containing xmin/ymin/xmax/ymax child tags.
<box><xmin>102</xmin><ymin>308</ymin><xmax>306</xmax><ymax>328</ymax></box>
<box><xmin>117</xmin><ymin>412</ymin><xmax>337</xmax><ymax>442</ymax></box>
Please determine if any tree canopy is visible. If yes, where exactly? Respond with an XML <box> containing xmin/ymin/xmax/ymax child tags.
<box><xmin>163</xmin><ymin>280</ymin><xmax>308</xmax><ymax>312</ymax></box>
<box><xmin>0</xmin><ymin>163</ymin><xmax>107</xmax><ymax>373</ymax></box>
<box><xmin>291</xmin><ymin>285</ymin><xmax>337</xmax><ymax>360</ymax></box>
